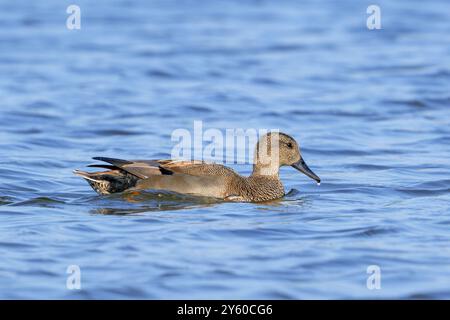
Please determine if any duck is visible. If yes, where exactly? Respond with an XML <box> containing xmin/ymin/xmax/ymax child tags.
<box><xmin>74</xmin><ymin>132</ymin><xmax>320</xmax><ymax>202</ymax></box>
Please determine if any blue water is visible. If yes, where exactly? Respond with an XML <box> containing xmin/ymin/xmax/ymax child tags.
<box><xmin>1</xmin><ymin>0</ymin><xmax>450</xmax><ymax>299</ymax></box>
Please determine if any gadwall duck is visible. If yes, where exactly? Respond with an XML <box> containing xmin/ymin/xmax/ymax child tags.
<box><xmin>74</xmin><ymin>132</ymin><xmax>320</xmax><ymax>202</ymax></box>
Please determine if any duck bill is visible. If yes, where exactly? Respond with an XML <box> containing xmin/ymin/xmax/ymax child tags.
<box><xmin>292</xmin><ymin>158</ymin><xmax>321</xmax><ymax>183</ymax></box>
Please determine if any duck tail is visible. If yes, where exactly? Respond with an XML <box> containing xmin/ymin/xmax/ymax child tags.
<box><xmin>73</xmin><ymin>169</ymin><xmax>112</xmax><ymax>195</ymax></box>
<box><xmin>73</xmin><ymin>169</ymin><xmax>100</xmax><ymax>182</ymax></box>
<box><xmin>73</xmin><ymin>169</ymin><xmax>139</xmax><ymax>195</ymax></box>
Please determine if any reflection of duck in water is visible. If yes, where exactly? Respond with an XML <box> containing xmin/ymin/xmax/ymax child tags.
<box><xmin>74</xmin><ymin>132</ymin><xmax>320</xmax><ymax>202</ymax></box>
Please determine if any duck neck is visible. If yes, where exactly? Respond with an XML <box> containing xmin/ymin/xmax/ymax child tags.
<box><xmin>251</xmin><ymin>140</ymin><xmax>281</xmax><ymax>178</ymax></box>
<box><xmin>251</xmin><ymin>161</ymin><xmax>280</xmax><ymax>178</ymax></box>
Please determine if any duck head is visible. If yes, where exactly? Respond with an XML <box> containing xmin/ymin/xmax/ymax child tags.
<box><xmin>253</xmin><ymin>132</ymin><xmax>321</xmax><ymax>183</ymax></box>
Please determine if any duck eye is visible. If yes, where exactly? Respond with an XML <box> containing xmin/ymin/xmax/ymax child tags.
<box><xmin>287</xmin><ymin>142</ymin><xmax>293</xmax><ymax>149</ymax></box>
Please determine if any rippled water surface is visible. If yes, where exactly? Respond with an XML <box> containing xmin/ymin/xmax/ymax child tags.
<box><xmin>1</xmin><ymin>0</ymin><xmax>450</xmax><ymax>299</ymax></box>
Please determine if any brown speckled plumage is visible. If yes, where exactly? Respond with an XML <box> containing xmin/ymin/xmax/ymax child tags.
<box><xmin>74</xmin><ymin>132</ymin><xmax>320</xmax><ymax>202</ymax></box>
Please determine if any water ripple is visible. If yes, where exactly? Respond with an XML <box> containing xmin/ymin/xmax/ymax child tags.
<box><xmin>0</xmin><ymin>0</ymin><xmax>449</xmax><ymax>299</ymax></box>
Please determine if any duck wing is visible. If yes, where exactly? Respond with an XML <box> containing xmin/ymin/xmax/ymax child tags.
<box><xmin>89</xmin><ymin>157</ymin><xmax>166</xmax><ymax>179</ymax></box>
<box><xmin>90</xmin><ymin>157</ymin><xmax>237</xmax><ymax>179</ymax></box>
<box><xmin>156</xmin><ymin>159</ymin><xmax>237</xmax><ymax>176</ymax></box>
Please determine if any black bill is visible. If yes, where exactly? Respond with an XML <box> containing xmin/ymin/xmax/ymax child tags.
<box><xmin>292</xmin><ymin>158</ymin><xmax>321</xmax><ymax>183</ymax></box>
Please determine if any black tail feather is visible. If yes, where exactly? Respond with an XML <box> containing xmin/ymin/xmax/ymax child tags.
<box><xmin>87</xmin><ymin>164</ymin><xmax>120</xmax><ymax>170</ymax></box>
<box><xmin>92</xmin><ymin>157</ymin><xmax>133</xmax><ymax>166</ymax></box>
